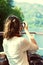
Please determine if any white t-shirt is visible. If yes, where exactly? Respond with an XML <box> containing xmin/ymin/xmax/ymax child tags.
<box><xmin>3</xmin><ymin>37</ymin><xmax>38</xmax><ymax>65</ymax></box>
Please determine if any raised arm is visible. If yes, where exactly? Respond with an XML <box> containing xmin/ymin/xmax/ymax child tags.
<box><xmin>23</xmin><ymin>21</ymin><xmax>39</xmax><ymax>51</ymax></box>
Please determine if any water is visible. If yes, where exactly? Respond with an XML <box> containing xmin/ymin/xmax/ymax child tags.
<box><xmin>23</xmin><ymin>28</ymin><xmax>43</xmax><ymax>56</ymax></box>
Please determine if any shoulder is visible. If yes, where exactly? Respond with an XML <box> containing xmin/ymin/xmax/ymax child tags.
<box><xmin>3</xmin><ymin>38</ymin><xmax>8</xmax><ymax>46</ymax></box>
<box><xmin>18</xmin><ymin>37</ymin><xmax>29</xmax><ymax>44</ymax></box>
<box><xmin>18</xmin><ymin>37</ymin><xmax>25</xmax><ymax>41</ymax></box>
<box><xmin>3</xmin><ymin>38</ymin><xmax>7</xmax><ymax>43</ymax></box>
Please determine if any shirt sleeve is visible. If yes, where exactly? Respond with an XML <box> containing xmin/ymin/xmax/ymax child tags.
<box><xmin>21</xmin><ymin>37</ymin><xmax>38</xmax><ymax>53</ymax></box>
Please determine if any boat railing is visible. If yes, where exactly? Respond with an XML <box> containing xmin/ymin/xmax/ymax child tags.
<box><xmin>0</xmin><ymin>31</ymin><xmax>43</xmax><ymax>50</ymax></box>
<box><xmin>0</xmin><ymin>31</ymin><xmax>43</xmax><ymax>36</ymax></box>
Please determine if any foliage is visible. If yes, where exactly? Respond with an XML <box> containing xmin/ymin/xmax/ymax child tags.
<box><xmin>0</xmin><ymin>0</ymin><xmax>24</xmax><ymax>31</ymax></box>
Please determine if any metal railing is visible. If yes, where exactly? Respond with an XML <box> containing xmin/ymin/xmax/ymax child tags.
<box><xmin>0</xmin><ymin>31</ymin><xmax>43</xmax><ymax>36</ymax></box>
<box><xmin>0</xmin><ymin>31</ymin><xmax>43</xmax><ymax>50</ymax></box>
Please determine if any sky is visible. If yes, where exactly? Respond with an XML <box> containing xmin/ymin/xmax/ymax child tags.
<box><xmin>15</xmin><ymin>0</ymin><xmax>43</xmax><ymax>5</ymax></box>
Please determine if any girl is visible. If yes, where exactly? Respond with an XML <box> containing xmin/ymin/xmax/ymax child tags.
<box><xmin>3</xmin><ymin>15</ymin><xmax>38</xmax><ymax>65</ymax></box>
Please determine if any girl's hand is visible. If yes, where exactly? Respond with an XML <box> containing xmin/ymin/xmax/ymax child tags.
<box><xmin>23</xmin><ymin>21</ymin><xmax>28</xmax><ymax>30</ymax></box>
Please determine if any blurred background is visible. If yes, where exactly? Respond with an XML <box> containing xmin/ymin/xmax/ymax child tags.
<box><xmin>0</xmin><ymin>0</ymin><xmax>43</xmax><ymax>56</ymax></box>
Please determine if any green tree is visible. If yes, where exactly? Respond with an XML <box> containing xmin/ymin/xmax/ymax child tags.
<box><xmin>7</xmin><ymin>0</ymin><xmax>14</xmax><ymax>7</ymax></box>
<box><xmin>0</xmin><ymin>0</ymin><xmax>24</xmax><ymax>31</ymax></box>
<box><xmin>0</xmin><ymin>0</ymin><xmax>24</xmax><ymax>51</ymax></box>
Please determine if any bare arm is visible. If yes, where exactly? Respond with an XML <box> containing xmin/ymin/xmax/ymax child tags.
<box><xmin>24</xmin><ymin>29</ymin><xmax>37</xmax><ymax>45</ymax></box>
<box><xmin>24</xmin><ymin>21</ymin><xmax>38</xmax><ymax>50</ymax></box>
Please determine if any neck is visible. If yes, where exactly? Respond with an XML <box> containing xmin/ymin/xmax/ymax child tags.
<box><xmin>15</xmin><ymin>34</ymin><xmax>22</xmax><ymax>37</ymax></box>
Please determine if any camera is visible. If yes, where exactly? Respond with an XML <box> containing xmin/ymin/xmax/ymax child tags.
<box><xmin>22</xmin><ymin>22</ymin><xmax>25</xmax><ymax>28</ymax></box>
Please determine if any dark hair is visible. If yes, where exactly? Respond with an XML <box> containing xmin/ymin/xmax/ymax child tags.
<box><xmin>3</xmin><ymin>15</ymin><xmax>21</xmax><ymax>39</ymax></box>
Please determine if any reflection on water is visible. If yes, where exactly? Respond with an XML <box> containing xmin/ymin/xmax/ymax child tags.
<box><xmin>23</xmin><ymin>28</ymin><xmax>43</xmax><ymax>56</ymax></box>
